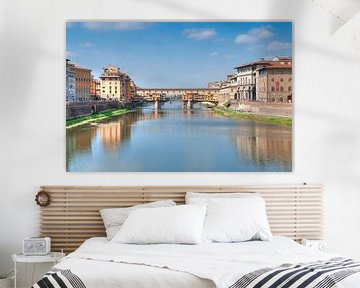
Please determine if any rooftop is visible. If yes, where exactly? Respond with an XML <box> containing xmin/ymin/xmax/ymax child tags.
<box><xmin>73</xmin><ymin>65</ymin><xmax>92</xmax><ymax>72</ymax></box>
<box><xmin>258</xmin><ymin>62</ymin><xmax>292</xmax><ymax>70</ymax></box>
<box><xmin>234</xmin><ymin>56</ymin><xmax>292</xmax><ymax>69</ymax></box>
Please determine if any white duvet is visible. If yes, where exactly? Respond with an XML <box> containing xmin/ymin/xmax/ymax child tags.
<box><xmin>54</xmin><ymin>237</ymin><xmax>360</xmax><ymax>288</ymax></box>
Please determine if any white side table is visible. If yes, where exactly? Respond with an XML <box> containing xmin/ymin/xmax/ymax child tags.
<box><xmin>12</xmin><ymin>252</ymin><xmax>65</xmax><ymax>288</ymax></box>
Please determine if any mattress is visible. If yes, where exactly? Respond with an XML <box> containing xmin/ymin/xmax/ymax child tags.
<box><xmin>35</xmin><ymin>236</ymin><xmax>360</xmax><ymax>288</ymax></box>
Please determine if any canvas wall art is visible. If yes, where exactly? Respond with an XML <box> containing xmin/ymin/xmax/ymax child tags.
<box><xmin>66</xmin><ymin>21</ymin><xmax>292</xmax><ymax>172</ymax></box>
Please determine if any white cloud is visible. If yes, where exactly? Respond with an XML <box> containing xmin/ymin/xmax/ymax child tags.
<box><xmin>267</xmin><ymin>41</ymin><xmax>292</xmax><ymax>50</ymax></box>
<box><xmin>235</xmin><ymin>34</ymin><xmax>255</xmax><ymax>44</ymax></box>
<box><xmin>79</xmin><ymin>42</ymin><xmax>93</xmax><ymax>48</ymax></box>
<box><xmin>184</xmin><ymin>28</ymin><xmax>217</xmax><ymax>40</ymax></box>
<box><xmin>235</xmin><ymin>26</ymin><xmax>274</xmax><ymax>44</ymax></box>
<box><xmin>83</xmin><ymin>22</ymin><xmax>146</xmax><ymax>31</ymax></box>
<box><xmin>209</xmin><ymin>51</ymin><xmax>218</xmax><ymax>57</ymax></box>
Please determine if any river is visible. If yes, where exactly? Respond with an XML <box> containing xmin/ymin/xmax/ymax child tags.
<box><xmin>66</xmin><ymin>102</ymin><xmax>292</xmax><ymax>172</ymax></box>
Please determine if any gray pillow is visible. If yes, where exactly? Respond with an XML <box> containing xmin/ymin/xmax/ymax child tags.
<box><xmin>100</xmin><ymin>200</ymin><xmax>176</xmax><ymax>240</ymax></box>
<box><xmin>186</xmin><ymin>192</ymin><xmax>260</xmax><ymax>204</ymax></box>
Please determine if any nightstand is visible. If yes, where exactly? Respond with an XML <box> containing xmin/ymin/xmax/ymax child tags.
<box><xmin>301</xmin><ymin>239</ymin><xmax>328</xmax><ymax>252</ymax></box>
<box><xmin>12</xmin><ymin>252</ymin><xmax>65</xmax><ymax>288</ymax></box>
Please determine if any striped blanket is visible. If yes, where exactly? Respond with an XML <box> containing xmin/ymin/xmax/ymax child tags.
<box><xmin>230</xmin><ymin>258</ymin><xmax>360</xmax><ymax>288</ymax></box>
<box><xmin>32</xmin><ymin>258</ymin><xmax>360</xmax><ymax>288</ymax></box>
<box><xmin>32</xmin><ymin>268</ymin><xmax>86</xmax><ymax>288</ymax></box>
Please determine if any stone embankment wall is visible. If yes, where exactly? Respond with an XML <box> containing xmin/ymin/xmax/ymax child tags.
<box><xmin>66</xmin><ymin>101</ymin><xmax>122</xmax><ymax>120</ymax></box>
<box><xmin>228</xmin><ymin>100</ymin><xmax>292</xmax><ymax>118</ymax></box>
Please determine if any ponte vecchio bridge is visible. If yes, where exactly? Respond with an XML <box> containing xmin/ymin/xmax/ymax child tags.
<box><xmin>136</xmin><ymin>88</ymin><xmax>220</xmax><ymax>108</ymax></box>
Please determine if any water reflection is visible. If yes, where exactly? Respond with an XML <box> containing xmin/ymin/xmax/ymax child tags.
<box><xmin>66</xmin><ymin>127</ymin><xmax>96</xmax><ymax>169</ymax></box>
<box><xmin>233</xmin><ymin>125</ymin><xmax>292</xmax><ymax>171</ymax></box>
<box><xmin>66</xmin><ymin>102</ymin><xmax>292</xmax><ymax>172</ymax></box>
<box><xmin>98</xmin><ymin>122</ymin><xmax>130</xmax><ymax>153</ymax></box>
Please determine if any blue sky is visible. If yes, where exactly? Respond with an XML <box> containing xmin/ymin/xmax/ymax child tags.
<box><xmin>66</xmin><ymin>21</ymin><xmax>292</xmax><ymax>88</ymax></box>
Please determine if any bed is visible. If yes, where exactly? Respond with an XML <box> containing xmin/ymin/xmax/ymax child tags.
<box><xmin>33</xmin><ymin>185</ymin><xmax>360</xmax><ymax>288</ymax></box>
<box><xmin>33</xmin><ymin>236</ymin><xmax>360</xmax><ymax>288</ymax></box>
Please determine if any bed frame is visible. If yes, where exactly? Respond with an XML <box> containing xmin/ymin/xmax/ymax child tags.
<box><xmin>39</xmin><ymin>184</ymin><xmax>323</xmax><ymax>253</ymax></box>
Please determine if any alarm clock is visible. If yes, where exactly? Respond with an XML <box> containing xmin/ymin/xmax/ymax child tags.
<box><xmin>301</xmin><ymin>239</ymin><xmax>328</xmax><ymax>252</ymax></box>
<box><xmin>23</xmin><ymin>237</ymin><xmax>51</xmax><ymax>255</ymax></box>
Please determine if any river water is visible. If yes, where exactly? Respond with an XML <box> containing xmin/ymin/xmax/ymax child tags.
<box><xmin>66</xmin><ymin>102</ymin><xmax>292</xmax><ymax>172</ymax></box>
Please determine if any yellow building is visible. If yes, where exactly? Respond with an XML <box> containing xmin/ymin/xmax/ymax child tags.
<box><xmin>100</xmin><ymin>65</ymin><xmax>135</xmax><ymax>102</ymax></box>
<box><xmin>100</xmin><ymin>65</ymin><xmax>123</xmax><ymax>101</ymax></box>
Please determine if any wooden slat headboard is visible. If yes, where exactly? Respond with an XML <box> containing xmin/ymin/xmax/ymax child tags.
<box><xmin>39</xmin><ymin>185</ymin><xmax>323</xmax><ymax>253</ymax></box>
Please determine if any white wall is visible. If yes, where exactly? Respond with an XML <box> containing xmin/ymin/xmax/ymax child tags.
<box><xmin>1</xmin><ymin>0</ymin><xmax>360</xmax><ymax>286</ymax></box>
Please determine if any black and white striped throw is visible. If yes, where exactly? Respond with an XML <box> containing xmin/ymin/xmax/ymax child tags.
<box><xmin>32</xmin><ymin>268</ymin><xmax>86</xmax><ymax>288</ymax></box>
<box><xmin>229</xmin><ymin>257</ymin><xmax>360</xmax><ymax>288</ymax></box>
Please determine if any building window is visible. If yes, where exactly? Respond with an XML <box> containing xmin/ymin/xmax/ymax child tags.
<box><xmin>280</xmin><ymin>87</ymin><xmax>284</xmax><ymax>92</ymax></box>
<box><xmin>289</xmin><ymin>78</ymin><xmax>292</xmax><ymax>82</ymax></box>
<box><xmin>271</xmin><ymin>87</ymin><xmax>275</xmax><ymax>92</ymax></box>
<box><xmin>280</xmin><ymin>78</ymin><xmax>283</xmax><ymax>82</ymax></box>
<box><xmin>271</xmin><ymin>78</ymin><xmax>274</xmax><ymax>82</ymax></box>
<box><xmin>275</xmin><ymin>82</ymin><xmax>280</xmax><ymax>92</ymax></box>
<box><xmin>288</xmin><ymin>86</ymin><xmax>292</xmax><ymax>92</ymax></box>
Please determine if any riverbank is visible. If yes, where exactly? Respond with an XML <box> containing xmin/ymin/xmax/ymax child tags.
<box><xmin>66</xmin><ymin>108</ymin><xmax>133</xmax><ymax>129</ymax></box>
<box><xmin>212</xmin><ymin>106</ymin><xmax>292</xmax><ymax>126</ymax></box>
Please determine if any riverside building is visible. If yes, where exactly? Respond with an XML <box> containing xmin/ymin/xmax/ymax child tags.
<box><xmin>66</xmin><ymin>59</ymin><xmax>75</xmax><ymax>102</ymax></box>
<box><xmin>90</xmin><ymin>78</ymin><xmax>101</xmax><ymax>100</ymax></box>
<box><xmin>217</xmin><ymin>74</ymin><xmax>238</xmax><ymax>103</ymax></box>
<box><xmin>100</xmin><ymin>65</ymin><xmax>123</xmax><ymax>100</ymax></box>
<box><xmin>95</xmin><ymin>80</ymin><xmax>101</xmax><ymax>99</ymax></box>
<box><xmin>234</xmin><ymin>59</ymin><xmax>269</xmax><ymax>101</ymax></box>
<box><xmin>257</xmin><ymin>60</ymin><xmax>292</xmax><ymax>102</ymax></box>
<box><xmin>73</xmin><ymin>65</ymin><xmax>92</xmax><ymax>101</ymax></box>
<box><xmin>100</xmin><ymin>65</ymin><xmax>134</xmax><ymax>102</ymax></box>
<box><xmin>215</xmin><ymin>56</ymin><xmax>292</xmax><ymax>103</ymax></box>
<box><xmin>125</xmin><ymin>78</ymin><xmax>136</xmax><ymax>102</ymax></box>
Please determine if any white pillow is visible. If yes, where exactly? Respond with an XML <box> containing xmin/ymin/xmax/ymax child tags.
<box><xmin>100</xmin><ymin>200</ymin><xmax>176</xmax><ymax>240</ymax></box>
<box><xmin>111</xmin><ymin>205</ymin><xmax>207</xmax><ymax>244</ymax></box>
<box><xmin>202</xmin><ymin>197</ymin><xmax>272</xmax><ymax>243</ymax></box>
<box><xmin>186</xmin><ymin>192</ymin><xmax>259</xmax><ymax>204</ymax></box>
